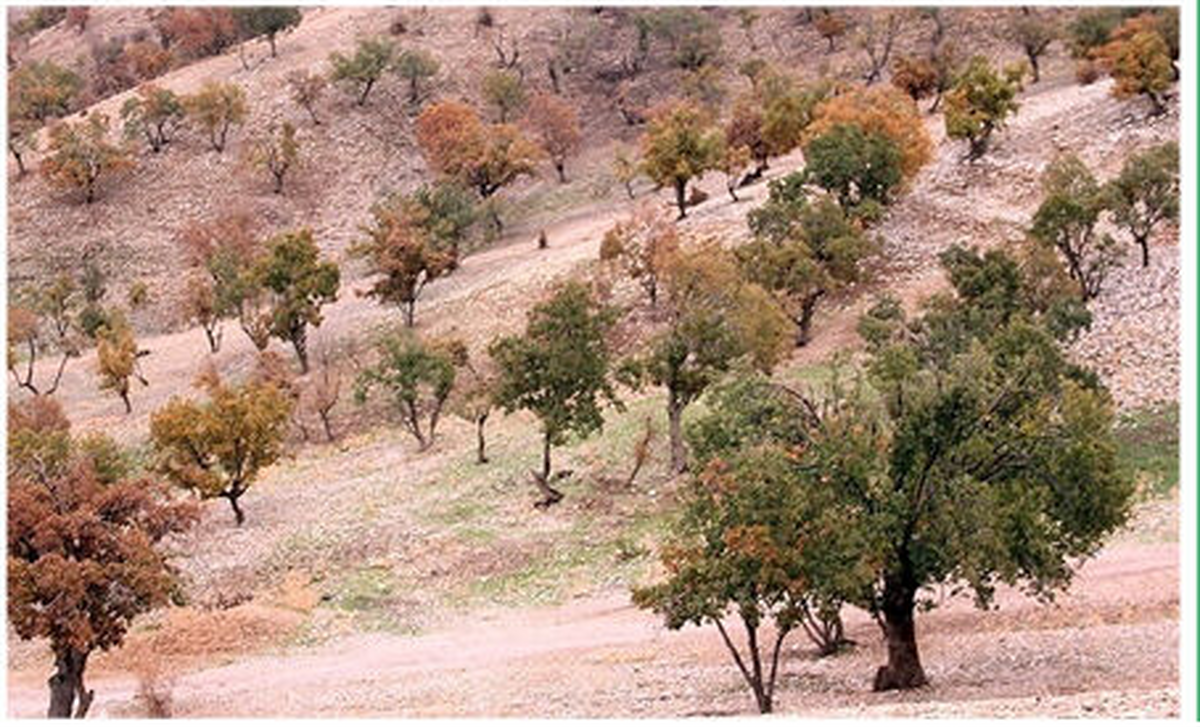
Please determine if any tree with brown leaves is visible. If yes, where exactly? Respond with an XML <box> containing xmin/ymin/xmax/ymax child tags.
<box><xmin>524</xmin><ymin>92</ymin><xmax>582</xmax><ymax>183</ymax></box>
<box><xmin>40</xmin><ymin>114</ymin><xmax>135</xmax><ymax>204</ymax></box>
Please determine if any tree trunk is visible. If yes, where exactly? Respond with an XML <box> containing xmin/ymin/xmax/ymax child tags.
<box><xmin>1028</xmin><ymin>52</ymin><xmax>1040</xmax><ymax>83</ymax></box>
<box><xmin>12</xmin><ymin>147</ymin><xmax>26</xmax><ymax>176</ymax></box>
<box><xmin>268</xmin><ymin>34</ymin><xmax>277</xmax><ymax>58</ymax></box>
<box><xmin>667</xmin><ymin>394</ymin><xmax>686</xmax><ymax>474</ymax></box>
<box><xmin>532</xmin><ymin>430</ymin><xmax>564</xmax><ymax>507</ymax></box>
<box><xmin>873</xmin><ymin>578</ymin><xmax>927</xmax><ymax>691</ymax></box>
<box><xmin>204</xmin><ymin>323</ymin><xmax>222</xmax><ymax>353</ymax></box>
<box><xmin>47</xmin><ymin>648</ymin><xmax>93</xmax><ymax>718</ymax></box>
<box><xmin>403</xmin><ymin>300</ymin><xmax>416</xmax><ymax>328</ymax></box>
<box><xmin>673</xmin><ymin>178</ymin><xmax>688</xmax><ymax>219</ymax></box>
<box><xmin>796</xmin><ymin>294</ymin><xmax>820</xmax><ymax>347</ymax></box>
<box><xmin>1138</xmin><ymin>236</ymin><xmax>1150</xmax><ymax>268</ymax></box>
<box><xmin>555</xmin><ymin>160</ymin><xmax>567</xmax><ymax>183</ymax></box>
<box><xmin>119</xmin><ymin>388</ymin><xmax>132</xmax><ymax>414</ymax></box>
<box><xmin>292</xmin><ymin>325</ymin><xmax>309</xmax><ymax>373</ymax></box>
<box><xmin>358</xmin><ymin>79</ymin><xmax>374</xmax><ymax>106</ymax></box>
<box><xmin>475</xmin><ymin>413</ymin><xmax>489</xmax><ymax>464</ymax></box>
<box><xmin>227</xmin><ymin>492</ymin><xmax>246</xmax><ymax>527</ymax></box>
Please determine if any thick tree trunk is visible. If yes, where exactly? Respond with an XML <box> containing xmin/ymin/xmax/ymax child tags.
<box><xmin>268</xmin><ymin>34</ymin><xmax>277</xmax><ymax>58</ymax></box>
<box><xmin>403</xmin><ymin>300</ymin><xmax>416</xmax><ymax>328</ymax></box>
<box><xmin>873</xmin><ymin>578</ymin><xmax>927</xmax><ymax>691</ymax></box>
<box><xmin>674</xmin><ymin>178</ymin><xmax>688</xmax><ymax>219</ymax></box>
<box><xmin>320</xmin><ymin>409</ymin><xmax>335</xmax><ymax>442</ymax></box>
<box><xmin>532</xmin><ymin>430</ymin><xmax>564</xmax><ymax>507</ymax></box>
<box><xmin>47</xmin><ymin>648</ymin><xmax>92</xmax><ymax>718</ymax></box>
<box><xmin>667</xmin><ymin>394</ymin><xmax>686</xmax><ymax>474</ymax></box>
<box><xmin>475</xmin><ymin>413</ymin><xmax>489</xmax><ymax>464</ymax></box>
<box><xmin>1027</xmin><ymin>52</ymin><xmax>1040</xmax><ymax>83</ymax></box>
<box><xmin>796</xmin><ymin>293</ymin><xmax>821</xmax><ymax>347</ymax></box>
<box><xmin>292</xmin><ymin>325</ymin><xmax>309</xmax><ymax>373</ymax></box>
<box><xmin>1138</xmin><ymin>236</ymin><xmax>1150</xmax><ymax>268</ymax></box>
<box><xmin>119</xmin><ymin>388</ymin><xmax>132</xmax><ymax>414</ymax></box>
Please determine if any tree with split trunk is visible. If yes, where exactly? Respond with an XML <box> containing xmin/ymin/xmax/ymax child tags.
<box><xmin>739</xmin><ymin>187</ymin><xmax>878</xmax><ymax>347</ymax></box>
<box><xmin>120</xmin><ymin>84</ymin><xmax>186</xmax><ymax>153</ymax></box>
<box><xmin>638</xmin><ymin>99</ymin><xmax>722</xmax><ymax>219</ymax></box>
<box><xmin>622</xmin><ymin>242</ymin><xmax>789</xmax><ymax>474</ymax></box>
<box><xmin>490</xmin><ymin>282</ymin><xmax>620</xmax><ymax>507</ymax></box>
<box><xmin>8</xmin><ymin>397</ymin><xmax>198</xmax><ymax>718</ymax></box>
<box><xmin>253</xmin><ymin>228</ymin><xmax>340</xmax><ymax>373</ymax></box>
<box><xmin>1104</xmin><ymin>141</ymin><xmax>1179</xmax><ymax>268</ymax></box>
<box><xmin>844</xmin><ymin>244</ymin><xmax>1133</xmax><ymax>690</ymax></box>
<box><xmin>149</xmin><ymin>369</ymin><xmax>292</xmax><ymax>526</ymax></box>
<box><xmin>183</xmin><ymin>81</ymin><xmax>248</xmax><ymax>153</ymax></box>
<box><xmin>354</xmin><ymin>330</ymin><xmax>459</xmax><ymax>452</ymax></box>
<box><xmin>7</xmin><ymin>275</ymin><xmax>85</xmax><ymax>397</ymax></box>
<box><xmin>246</xmin><ymin>120</ymin><xmax>301</xmax><ymax>194</ymax></box>
<box><xmin>178</xmin><ymin>212</ymin><xmax>264</xmax><ymax>354</ymax></box>
<box><xmin>857</xmin><ymin>9</ymin><xmax>906</xmax><ymax>85</ymax></box>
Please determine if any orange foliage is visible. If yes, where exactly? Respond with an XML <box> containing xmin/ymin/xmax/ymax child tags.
<box><xmin>806</xmin><ymin>85</ymin><xmax>932</xmax><ymax>182</ymax></box>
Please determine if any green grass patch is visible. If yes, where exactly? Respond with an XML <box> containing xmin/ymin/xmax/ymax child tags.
<box><xmin>1116</xmin><ymin>402</ymin><xmax>1179</xmax><ymax>499</ymax></box>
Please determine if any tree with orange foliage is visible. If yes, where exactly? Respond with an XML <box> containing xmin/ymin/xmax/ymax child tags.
<box><xmin>150</xmin><ymin>369</ymin><xmax>293</xmax><ymax>526</ymax></box>
<box><xmin>95</xmin><ymin>315</ymin><xmax>149</xmax><ymax>414</ymax></box>
<box><xmin>415</xmin><ymin>100</ymin><xmax>541</xmax><ymax>232</ymax></box>
<box><xmin>524</xmin><ymin>93</ymin><xmax>582</xmax><ymax>183</ymax></box>
<box><xmin>40</xmin><ymin>114</ymin><xmax>135</xmax><ymax>204</ymax></box>
<box><xmin>183</xmin><ymin>81</ymin><xmax>247</xmax><ymax>153</ymax></box>
<box><xmin>154</xmin><ymin>7</ymin><xmax>238</xmax><ymax>59</ymax></box>
<box><xmin>890</xmin><ymin>54</ymin><xmax>939</xmax><ymax>103</ymax></box>
<box><xmin>806</xmin><ymin>85</ymin><xmax>933</xmax><ymax>184</ymax></box>
<box><xmin>1094</xmin><ymin>14</ymin><xmax>1175</xmax><ymax>115</ymax></box>
<box><xmin>639</xmin><ymin>99</ymin><xmax>722</xmax><ymax>219</ymax></box>
<box><xmin>122</xmin><ymin>40</ymin><xmax>174</xmax><ymax>82</ymax></box>
<box><xmin>599</xmin><ymin>204</ymin><xmax>679</xmax><ymax>307</ymax></box>
<box><xmin>8</xmin><ymin>396</ymin><xmax>197</xmax><ymax>717</ymax></box>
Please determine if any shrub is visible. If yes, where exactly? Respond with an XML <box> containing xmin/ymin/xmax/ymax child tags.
<box><xmin>40</xmin><ymin>114</ymin><xmax>135</xmax><ymax>204</ymax></box>
<box><xmin>122</xmin><ymin>41</ymin><xmax>174</xmax><ymax>82</ymax></box>
<box><xmin>95</xmin><ymin>316</ymin><xmax>148</xmax><ymax>414</ymax></box>
<box><xmin>9</xmin><ymin>59</ymin><xmax>81</xmax><ymax>122</ymax></box>
<box><xmin>599</xmin><ymin>203</ymin><xmax>678</xmax><ymax>307</ymax></box>
<box><xmin>481</xmin><ymin>69</ymin><xmax>526</xmax><ymax>123</ymax></box>
<box><xmin>155</xmin><ymin>8</ymin><xmax>238</xmax><ymax>59</ymax></box>
<box><xmin>1104</xmin><ymin>142</ymin><xmax>1179</xmax><ymax>267</ymax></box>
<box><xmin>814</xmin><ymin>10</ymin><xmax>847</xmax><ymax>53</ymax></box>
<box><xmin>646</xmin><ymin>7</ymin><xmax>722</xmax><ymax>71</ymax></box>
<box><xmin>183</xmin><ymin>81</ymin><xmax>248</xmax><ymax>153</ymax></box>
<box><xmin>395</xmin><ymin>48</ymin><xmax>439</xmax><ymax>103</ymax></box>
<box><xmin>891</xmin><ymin>54</ymin><xmax>939</xmax><ymax>102</ymax></box>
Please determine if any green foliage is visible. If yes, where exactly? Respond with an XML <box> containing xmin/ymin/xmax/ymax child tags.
<box><xmin>644</xmin><ymin>7</ymin><xmax>722</xmax><ymax>71</ymax></box>
<box><xmin>328</xmin><ymin>37</ymin><xmax>397</xmax><ymax>105</ymax></box>
<box><xmin>943</xmin><ymin>55</ymin><xmax>1024</xmax><ymax>160</ymax></box>
<box><xmin>489</xmin><ymin>282</ymin><xmax>619</xmax><ymax>503</ymax></box>
<box><xmin>639</xmin><ymin>100</ymin><xmax>722</xmax><ymax>219</ymax></box>
<box><xmin>231</xmin><ymin>6</ymin><xmax>302</xmax><ymax>57</ymax></box>
<box><xmin>685</xmin><ymin>372</ymin><xmax>806</xmax><ymax>467</ymax></box>
<box><xmin>247</xmin><ymin>120</ymin><xmax>301</xmax><ymax>194</ymax></box>
<box><xmin>395</xmin><ymin>48</ymin><xmax>440</xmax><ymax>103</ymax></box>
<box><xmin>355</xmin><ymin>330</ymin><xmax>459</xmax><ymax>451</ymax></box>
<box><xmin>1030</xmin><ymin>154</ymin><xmax>1120</xmax><ymax>302</ymax></box>
<box><xmin>1066</xmin><ymin>7</ymin><xmax>1123</xmax><ymax>58</ymax></box>
<box><xmin>150</xmin><ymin>373</ymin><xmax>293</xmax><ymax>526</ymax></box>
<box><xmin>121</xmin><ymin>84</ymin><xmax>186</xmax><ymax>153</ymax></box>
<box><xmin>1104</xmin><ymin>142</ymin><xmax>1179</xmax><ymax>267</ymax></box>
<box><xmin>8</xmin><ymin>60</ymin><xmax>81</xmax><ymax>122</ymax></box>
<box><xmin>183</xmin><ymin>81</ymin><xmax>248</xmax><ymax>153</ymax></box>
<box><xmin>803</xmin><ymin>123</ymin><xmax>903</xmax><ymax>209</ymax></box>
<box><xmin>1115</xmin><ymin>403</ymin><xmax>1179</xmax><ymax>498</ymax></box>
<box><xmin>481</xmin><ymin>70</ymin><xmax>526</xmax><ymax>123</ymax></box>
<box><xmin>254</xmin><ymin>228</ymin><xmax>341</xmax><ymax>372</ymax></box>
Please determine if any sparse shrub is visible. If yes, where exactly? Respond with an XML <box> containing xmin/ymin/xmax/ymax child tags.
<box><xmin>612</xmin><ymin>145</ymin><xmax>641</xmax><ymax>199</ymax></box>
<box><xmin>857</xmin><ymin>9</ymin><xmax>905</xmax><ymax>85</ymax></box>
<box><xmin>395</xmin><ymin>48</ymin><xmax>439</xmax><ymax>104</ymax></box>
<box><xmin>328</xmin><ymin>36</ymin><xmax>396</xmax><ymax>106</ymax></box>
<box><xmin>639</xmin><ymin>100</ymin><xmax>722</xmax><ymax>219</ymax></box>
<box><xmin>490</xmin><ymin>281</ymin><xmax>620</xmax><ymax>507</ymax></box>
<box><xmin>184</xmin><ymin>81</ymin><xmax>248</xmax><ymax>153</ymax></box>
<box><xmin>150</xmin><ymin>370</ymin><xmax>292</xmax><ymax>526</ymax></box>
<box><xmin>1075</xmin><ymin>59</ymin><xmax>1102</xmax><ymax>85</ymax></box>
<box><xmin>1066</xmin><ymin>7</ymin><xmax>1123</xmax><ymax>59</ymax></box>
<box><xmin>890</xmin><ymin>54</ymin><xmax>939</xmax><ymax>102</ymax></box>
<box><xmin>122</xmin><ymin>40</ymin><xmax>174</xmax><ymax>82</ymax></box>
<box><xmin>355</xmin><ymin>330</ymin><xmax>460</xmax><ymax>451</ymax></box>
<box><xmin>246</xmin><ymin>121</ymin><xmax>301</xmax><ymax>194</ymax></box>
<box><xmin>943</xmin><ymin>55</ymin><xmax>1025</xmax><ymax>160</ymax></box>
<box><xmin>286</xmin><ymin>69</ymin><xmax>327</xmax><ymax>125</ymax></box>
<box><xmin>524</xmin><ymin>92</ymin><xmax>581</xmax><ymax>183</ymax></box>
<box><xmin>120</xmin><ymin>84</ymin><xmax>186</xmax><ymax>153</ymax></box>
<box><xmin>8</xmin><ymin>400</ymin><xmax>197</xmax><ymax>718</ymax></box>
<box><xmin>448</xmin><ymin>347</ymin><xmax>498</xmax><ymax>464</ymax></box>
<box><xmin>40</xmin><ymin>114</ymin><xmax>135</xmax><ymax>204</ymax></box>
<box><xmin>1104</xmin><ymin>142</ymin><xmax>1179</xmax><ymax>267</ymax></box>
<box><xmin>599</xmin><ymin>203</ymin><xmax>678</xmax><ymax>307</ymax></box>
<box><xmin>645</xmin><ymin>8</ymin><xmax>722</xmax><ymax>71</ymax></box>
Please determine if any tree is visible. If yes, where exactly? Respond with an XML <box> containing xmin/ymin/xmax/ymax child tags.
<box><xmin>725</xmin><ymin>97</ymin><xmax>769</xmax><ymax>177</ymax></box>
<box><xmin>9</xmin><ymin>60</ymin><xmax>81</xmax><ymax>122</ymax></box>
<box><xmin>231</xmin><ymin>6</ymin><xmax>302</xmax><ymax>58</ymax></box>
<box><xmin>524</xmin><ymin>92</ymin><xmax>581</xmax><ymax>183</ymax></box>
<box><xmin>719</xmin><ymin>143</ymin><xmax>752</xmax><ymax>202</ymax></box>
<box><xmin>395</xmin><ymin>48</ymin><xmax>439</xmax><ymax>104</ymax></box>
<box><xmin>9</xmin><ymin>399</ymin><xmax>197</xmax><ymax>718</ymax></box>
<box><xmin>355</xmin><ymin>330</ymin><xmax>459</xmax><ymax>451</ymax></box>
<box><xmin>1006</xmin><ymin>11</ymin><xmax>1057</xmax><ymax>83</ymax></box>
<box><xmin>612</xmin><ymin>145</ymin><xmax>640</xmax><ymax>199</ymax></box>
<box><xmin>814</xmin><ymin>10</ymin><xmax>847</xmax><ymax>53</ymax></box>
<box><xmin>1066</xmin><ymin>7</ymin><xmax>1124</xmax><ymax>59</ymax></box>
<box><xmin>246</xmin><ymin>121</ymin><xmax>301</xmax><ymax>194</ymax></box>
<box><xmin>183</xmin><ymin>81</ymin><xmax>248</xmax><ymax>153</ymax></box>
<box><xmin>328</xmin><ymin>37</ymin><xmax>396</xmax><ymax>106</ymax></box>
<box><xmin>405</xmin><ymin>181</ymin><xmax>479</xmax><ymax>268</ymax></box>
<box><xmin>1030</xmin><ymin>154</ymin><xmax>1120</xmax><ymax>301</ymax></box>
<box><xmin>1105</xmin><ymin>142</ymin><xmax>1179</xmax><ymax>267</ymax></box>
<box><xmin>120</xmin><ymin>84</ymin><xmax>185</xmax><ymax>153</ymax></box>
<box><xmin>448</xmin><ymin>348</ymin><xmax>499</xmax><ymax>464</ymax></box>
<box><xmin>639</xmin><ymin>100</ymin><xmax>722</xmax><ymax>219</ymax></box>
<box><xmin>943</xmin><ymin>55</ymin><xmax>1025</xmax><ymax>160</ymax></box>
<box><xmin>759</xmin><ymin>77</ymin><xmax>831</xmax><ymax>170</ymax></box>
<box><xmin>626</xmin><ymin>243</ymin><xmax>789</xmax><ymax>472</ymax></box>
<box><xmin>740</xmin><ymin>190</ymin><xmax>878</xmax><ymax>346</ymax></box>
<box><xmin>490</xmin><ymin>281</ymin><xmax>619</xmax><ymax>507</ymax></box>
<box><xmin>803</xmin><ymin>123</ymin><xmax>904</xmax><ymax>210</ymax></box>
<box><xmin>352</xmin><ymin>195</ymin><xmax>455</xmax><ymax>327</ymax></box>
<box><xmin>838</xmin><ymin>245</ymin><xmax>1133</xmax><ymax>690</ymax></box>
<box><xmin>95</xmin><ymin>316</ymin><xmax>148</xmax><ymax>414</ymax></box>
<box><xmin>150</xmin><ymin>371</ymin><xmax>292</xmax><ymax>526</ymax></box>
<box><xmin>807</xmin><ymin>85</ymin><xmax>932</xmax><ymax>183</ymax></box>
<box><xmin>858</xmin><ymin>9</ymin><xmax>906</xmax><ymax>85</ymax></box>
<box><xmin>254</xmin><ymin>228</ymin><xmax>340</xmax><ymax>373</ymax></box>
<box><xmin>179</xmin><ymin>213</ymin><xmax>263</xmax><ymax>353</ymax></box>
<box><xmin>286</xmin><ymin>69</ymin><xmax>327</xmax><ymax>125</ymax></box>
<box><xmin>645</xmin><ymin>7</ymin><xmax>722</xmax><ymax>71</ymax></box>
<box><xmin>415</xmin><ymin>101</ymin><xmax>541</xmax><ymax>230</ymax></box>
<box><xmin>122</xmin><ymin>40</ymin><xmax>174</xmax><ymax>82</ymax></box>
<box><xmin>481</xmin><ymin>69</ymin><xmax>526</xmax><ymax>123</ymax></box>
<box><xmin>599</xmin><ymin>203</ymin><xmax>679</xmax><ymax>307</ymax></box>
<box><xmin>154</xmin><ymin>8</ymin><xmax>238</xmax><ymax>59</ymax></box>
<box><xmin>41</xmin><ymin>114</ymin><xmax>135</xmax><ymax>205</ymax></box>
<box><xmin>1094</xmin><ymin>14</ymin><xmax>1174</xmax><ymax>115</ymax></box>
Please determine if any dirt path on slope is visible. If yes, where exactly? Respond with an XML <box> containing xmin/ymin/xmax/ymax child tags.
<box><xmin>6</xmin><ymin>541</ymin><xmax>1177</xmax><ymax>717</ymax></box>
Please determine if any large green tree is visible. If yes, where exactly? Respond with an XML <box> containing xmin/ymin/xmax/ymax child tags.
<box><xmin>489</xmin><ymin>282</ymin><xmax>619</xmax><ymax>507</ymax></box>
